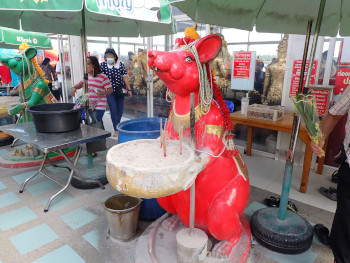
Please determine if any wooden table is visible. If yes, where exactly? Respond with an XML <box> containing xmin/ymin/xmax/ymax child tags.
<box><xmin>231</xmin><ymin>111</ymin><xmax>326</xmax><ymax>193</ymax></box>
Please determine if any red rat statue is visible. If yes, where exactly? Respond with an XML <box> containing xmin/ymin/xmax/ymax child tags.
<box><xmin>148</xmin><ymin>32</ymin><xmax>250</xmax><ymax>257</ymax></box>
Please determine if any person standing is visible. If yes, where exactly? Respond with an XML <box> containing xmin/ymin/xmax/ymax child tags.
<box><xmin>55</xmin><ymin>56</ymin><xmax>63</xmax><ymax>101</ymax></box>
<box><xmin>0</xmin><ymin>62</ymin><xmax>12</xmax><ymax>96</ymax></box>
<box><xmin>41</xmin><ymin>58</ymin><xmax>59</xmax><ymax>100</ymax></box>
<box><xmin>72</xmin><ymin>56</ymin><xmax>113</xmax><ymax>129</ymax></box>
<box><xmin>311</xmin><ymin>86</ymin><xmax>350</xmax><ymax>263</ymax></box>
<box><xmin>254</xmin><ymin>60</ymin><xmax>265</xmax><ymax>94</ymax></box>
<box><xmin>101</xmin><ymin>48</ymin><xmax>132</xmax><ymax>137</ymax></box>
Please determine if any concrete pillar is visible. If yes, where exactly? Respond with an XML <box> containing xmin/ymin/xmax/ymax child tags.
<box><xmin>68</xmin><ymin>35</ymin><xmax>84</xmax><ymax>96</ymax></box>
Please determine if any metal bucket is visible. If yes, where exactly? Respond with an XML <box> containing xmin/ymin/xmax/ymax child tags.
<box><xmin>104</xmin><ymin>194</ymin><xmax>142</xmax><ymax>241</ymax></box>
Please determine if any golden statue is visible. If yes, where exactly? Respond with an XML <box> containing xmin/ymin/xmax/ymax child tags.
<box><xmin>210</xmin><ymin>33</ymin><xmax>232</xmax><ymax>93</ymax></box>
<box><xmin>132</xmin><ymin>48</ymin><xmax>167</xmax><ymax>98</ymax></box>
<box><xmin>262</xmin><ymin>35</ymin><xmax>289</xmax><ymax>105</ymax></box>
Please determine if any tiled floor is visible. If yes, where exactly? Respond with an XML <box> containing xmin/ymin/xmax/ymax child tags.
<box><xmin>243</xmin><ymin>152</ymin><xmax>338</xmax><ymax>213</ymax></box>
<box><xmin>0</xmin><ymin>112</ymin><xmax>336</xmax><ymax>262</ymax></box>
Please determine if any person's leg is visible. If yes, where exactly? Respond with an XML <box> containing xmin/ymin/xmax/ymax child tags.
<box><xmin>106</xmin><ymin>93</ymin><xmax>118</xmax><ymax>131</ymax></box>
<box><xmin>58</xmin><ymin>82</ymin><xmax>63</xmax><ymax>101</ymax></box>
<box><xmin>48</xmin><ymin>82</ymin><xmax>53</xmax><ymax>93</ymax></box>
<box><xmin>330</xmin><ymin>162</ymin><xmax>350</xmax><ymax>263</ymax></box>
<box><xmin>115</xmin><ymin>96</ymin><xmax>125</xmax><ymax>126</ymax></box>
<box><xmin>93</xmin><ymin>110</ymin><xmax>105</xmax><ymax>130</ymax></box>
<box><xmin>48</xmin><ymin>82</ymin><xmax>60</xmax><ymax>101</ymax></box>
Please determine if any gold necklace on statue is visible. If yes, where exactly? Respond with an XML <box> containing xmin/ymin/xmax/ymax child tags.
<box><xmin>169</xmin><ymin>100</ymin><xmax>202</xmax><ymax>134</ymax></box>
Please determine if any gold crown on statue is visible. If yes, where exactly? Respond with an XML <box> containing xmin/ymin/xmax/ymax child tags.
<box><xmin>278</xmin><ymin>35</ymin><xmax>289</xmax><ymax>53</ymax></box>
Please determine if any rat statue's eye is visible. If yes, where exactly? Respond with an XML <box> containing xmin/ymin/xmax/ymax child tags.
<box><xmin>185</xmin><ymin>56</ymin><xmax>193</xmax><ymax>62</ymax></box>
<box><xmin>15</xmin><ymin>57</ymin><xmax>21</xmax><ymax>61</ymax></box>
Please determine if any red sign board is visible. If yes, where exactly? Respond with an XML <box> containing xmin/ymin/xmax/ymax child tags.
<box><xmin>334</xmin><ymin>68</ymin><xmax>350</xmax><ymax>96</ymax></box>
<box><xmin>233</xmin><ymin>52</ymin><xmax>252</xmax><ymax>79</ymax></box>
<box><xmin>289</xmin><ymin>60</ymin><xmax>318</xmax><ymax>97</ymax></box>
<box><xmin>309</xmin><ymin>88</ymin><xmax>331</xmax><ymax>116</ymax></box>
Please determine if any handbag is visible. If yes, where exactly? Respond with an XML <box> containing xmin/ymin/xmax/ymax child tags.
<box><xmin>114</xmin><ymin>83</ymin><xmax>128</xmax><ymax>97</ymax></box>
<box><xmin>334</xmin><ymin>143</ymin><xmax>349</xmax><ymax>165</ymax></box>
<box><xmin>107</xmin><ymin>63</ymin><xmax>128</xmax><ymax>97</ymax></box>
<box><xmin>80</xmin><ymin>87</ymin><xmax>107</xmax><ymax>154</ymax></box>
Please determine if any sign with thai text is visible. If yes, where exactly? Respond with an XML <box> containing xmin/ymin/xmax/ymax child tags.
<box><xmin>309</xmin><ymin>87</ymin><xmax>331</xmax><ymax>116</ymax></box>
<box><xmin>290</xmin><ymin>59</ymin><xmax>318</xmax><ymax>97</ymax></box>
<box><xmin>231</xmin><ymin>51</ymin><xmax>256</xmax><ymax>91</ymax></box>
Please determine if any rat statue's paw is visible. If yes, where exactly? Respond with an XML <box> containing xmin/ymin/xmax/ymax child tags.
<box><xmin>161</xmin><ymin>214</ymin><xmax>181</xmax><ymax>232</ymax></box>
<box><xmin>211</xmin><ymin>236</ymin><xmax>240</xmax><ymax>259</ymax></box>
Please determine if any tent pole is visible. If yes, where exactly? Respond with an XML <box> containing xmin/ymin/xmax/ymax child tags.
<box><xmin>278</xmin><ymin>20</ymin><xmax>313</xmax><ymax>220</ymax></box>
<box><xmin>80</xmin><ymin>2</ymin><xmax>90</xmax><ymax>127</ymax></box>
<box><xmin>288</xmin><ymin>20</ymin><xmax>313</xmax><ymax>160</ymax></box>
<box><xmin>279</xmin><ymin>0</ymin><xmax>327</xmax><ymax>220</ymax></box>
<box><xmin>289</xmin><ymin>0</ymin><xmax>326</xmax><ymax>162</ymax></box>
<box><xmin>81</xmin><ymin>5</ymin><xmax>88</xmax><ymax>95</ymax></box>
<box><xmin>304</xmin><ymin>0</ymin><xmax>326</xmax><ymax>89</ymax></box>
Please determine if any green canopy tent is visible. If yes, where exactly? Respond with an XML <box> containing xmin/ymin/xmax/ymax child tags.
<box><xmin>169</xmin><ymin>0</ymin><xmax>344</xmax><ymax>255</ymax></box>
<box><xmin>0</xmin><ymin>0</ymin><xmax>176</xmax><ymax>37</ymax></box>
<box><xmin>169</xmin><ymin>0</ymin><xmax>347</xmax><ymax>37</ymax></box>
<box><xmin>0</xmin><ymin>27</ymin><xmax>52</xmax><ymax>49</ymax></box>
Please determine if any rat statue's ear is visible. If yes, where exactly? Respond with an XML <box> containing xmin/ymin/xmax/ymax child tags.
<box><xmin>24</xmin><ymin>47</ymin><xmax>37</xmax><ymax>60</ymax></box>
<box><xmin>195</xmin><ymin>35</ymin><xmax>222</xmax><ymax>64</ymax></box>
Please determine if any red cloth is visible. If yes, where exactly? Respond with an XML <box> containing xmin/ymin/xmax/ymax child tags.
<box><xmin>0</xmin><ymin>65</ymin><xmax>12</xmax><ymax>84</ymax></box>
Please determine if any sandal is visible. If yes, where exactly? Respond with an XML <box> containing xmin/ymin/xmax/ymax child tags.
<box><xmin>320</xmin><ymin>187</ymin><xmax>337</xmax><ymax>201</ymax></box>
<box><xmin>329</xmin><ymin>186</ymin><xmax>337</xmax><ymax>192</ymax></box>
<box><xmin>314</xmin><ymin>224</ymin><xmax>330</xmax><ymax>245</ymax></box>
<box><xmin>287</xmin><ymin>201</ymin><xmax>301</xmax><ymax>215</ymax></box>
<box><xmin>264</xmin><ymin>196</ymin><xmax>301</xmax><ymax>214</ymax></box>
<box><xmin>264</xmin><ymin>196</ymin><xmax>279</xmax><ymax>207</ymax></box>
<box><xmin>331</xmin><ymin>171</ymin><xmax>339</xmax><ymax>184</ymax></box>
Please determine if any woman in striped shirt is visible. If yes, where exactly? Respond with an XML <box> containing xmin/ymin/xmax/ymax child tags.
<box><xmin>72</xmin><ymin>56</ymin><xmax>113</xmax><ymax>129</ymax></box>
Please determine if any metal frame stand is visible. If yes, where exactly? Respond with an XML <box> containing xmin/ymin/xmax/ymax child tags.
<box><xmin>19</xmin><ymin>145</ymin><xmax>105</xmax><ymax>212</ymax></box>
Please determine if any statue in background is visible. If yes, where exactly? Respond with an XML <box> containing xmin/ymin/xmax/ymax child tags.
<box><xmin>0</xmin><ymin>43</ymin><xmax>57</xmax><ymax>122</ymax></box>
<box><xmin>210</xmin><ymin>33</ymin><xmax>232</xmax><ymax>93</ymax></box>
<box><xmin>262</xmin><ymin>35</ymin><xmax>288</xmax><ymax>106</ymax></box>
<box><xmin>132</xmin><ymin>48</ymin><xmax>167</xmax><ymax>98</ymax></box>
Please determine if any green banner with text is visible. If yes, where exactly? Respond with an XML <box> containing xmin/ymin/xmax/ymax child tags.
<box><xmin>1</xmin><ymin>27</ymin><xmax>51</xmax><ymax>48</ymax></box>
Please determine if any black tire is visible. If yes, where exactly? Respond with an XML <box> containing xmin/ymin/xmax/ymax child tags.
<box><xmin>251</xmin><ymin>208</ymin><xmax>313</xmax><ymax>254</ymax></box>
<box><xmin>0</xmin><ymin>135</ymin><xmax>14</xmax><ymax>147</ymax></box>
<box><xmin>70</xmin><ymin>174</ymin><xmax>109</xmax><ymax>189</ymax></box>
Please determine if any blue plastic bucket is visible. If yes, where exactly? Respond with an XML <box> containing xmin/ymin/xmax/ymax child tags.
<box><xmin>117</xmin><ymin>117</ymin><xmax>166</xmax><ymax>220</ymax></box>
<box><xmin>225</xmin><ymin>100</ymin><xmax>235</xmax><ymax>113</ymax></box>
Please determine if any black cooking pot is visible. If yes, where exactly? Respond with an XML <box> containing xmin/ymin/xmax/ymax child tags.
<box><xmin>28</xmin><ymin>103</ymin><xmax>82</xmax><ymax>133</ymax></box>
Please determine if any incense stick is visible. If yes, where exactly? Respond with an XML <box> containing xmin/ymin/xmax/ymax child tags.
<box><xmin>160</xmin><ymin>119</ymin><xmax>163</xmax><ymax>148</ymax></box>
<box><xmin>179</xmin><ymin>126</ymin><xmax>183</xmax><ymax>155</ymax></box>
<box><xmin>163</xmin><ymin>119</ymin><xmax>168</xmax><ymax>157</ymax></box>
